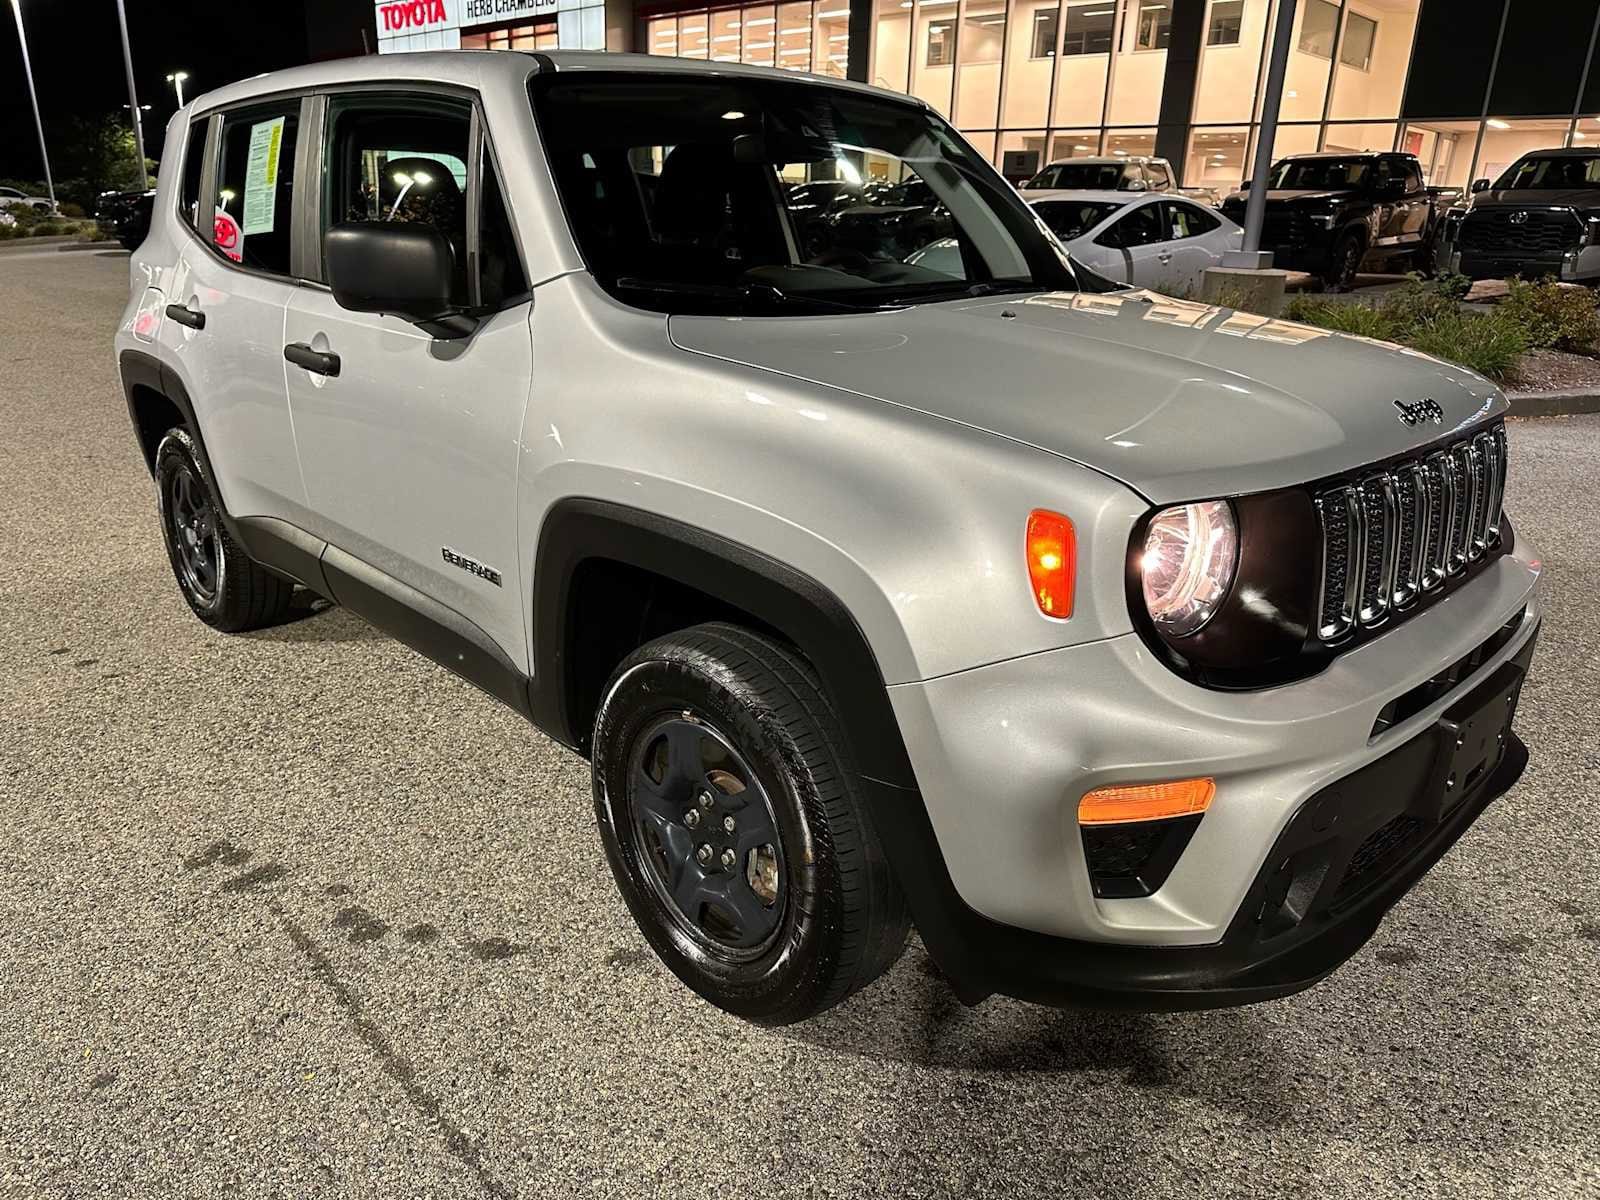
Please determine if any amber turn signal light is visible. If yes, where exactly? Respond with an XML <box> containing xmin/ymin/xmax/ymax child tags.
<box><xmin>1026</xmin><ymin>509</ymin><xmax>1075</xmax><ymax>619</ymax></box>
<box><xmin>1078</xmin><ymin>778</ymin><xmax>1216</xmax><ymax>826</ymax></box>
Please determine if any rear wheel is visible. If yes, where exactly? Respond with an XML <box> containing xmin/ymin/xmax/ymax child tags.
<box><xmin>154</xmin><ymin>428</ymin><xmax>293</xmax><ymax>632</ymax></box>
<box><xmin>591</xmin><ymin>622</ymin><xmax>910</xmax><ymax>1024</ymax></box>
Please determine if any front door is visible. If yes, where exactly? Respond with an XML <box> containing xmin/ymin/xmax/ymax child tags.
<box><xmin>283</xmin><ymin>91</ymin><xmax>533</xmax><ymax>664</ymax></box>
<box><xmin>1094</xmin><ymin>200</ymin><xmax>1174</xmax><ymax>288</ymax></box>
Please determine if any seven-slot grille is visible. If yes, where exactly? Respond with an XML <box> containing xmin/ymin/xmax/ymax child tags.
<box><xmin>1314</xmin><ymin>425</ymin><xmax>1507</xmax><ymax>642</ymax></box>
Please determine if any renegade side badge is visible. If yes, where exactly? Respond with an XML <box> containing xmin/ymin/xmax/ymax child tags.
<box><xmin>441</xmin><ymin>547</ymin><xmax>503</xmax><ymax>587</ymax></box>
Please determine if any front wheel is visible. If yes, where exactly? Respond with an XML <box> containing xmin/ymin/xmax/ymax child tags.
<box><xmin>591</xmin><ymin>623</ymin><xmax>910</xmax><ymax>1025</ymax></box>
<box><xmin>1324</xmin><ymin>231</ymin><xmax>1364</xmax><ymax>292</ymax></box>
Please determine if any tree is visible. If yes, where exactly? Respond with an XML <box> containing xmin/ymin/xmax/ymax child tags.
<box><xmin>48</xmin><ymin>114</ymin><xmax>159</xmax><ymax>209</ymax></box>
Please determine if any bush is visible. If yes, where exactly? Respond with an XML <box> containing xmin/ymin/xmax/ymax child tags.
<box><xmin>1379</xmin><ymin>277</ymin><xmax>1461</xmax><ymax>337</ymax></box>
<box><xmin>58</xmin><ymin>201</ymin><xmax>85</xmax><ymax>219</ymax></box>
<box><xmin>1408</xmin><ymin>311</ymin><xmax>1528</xmax><ymax>381</ymax></box>
<box><xmin>1285</xmin><ymin>295</ymin><xmax>1397</xmax><ymax>340</ymax></box>
<box><xmin>1498</xmin><ymin>277</ymin><xmax>1600</xmax><ymax>353</ymax></box>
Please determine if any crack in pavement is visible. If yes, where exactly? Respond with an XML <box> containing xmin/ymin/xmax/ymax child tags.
<box><xmin>268</xmin><ymin>900</ymin><xmax>513</xmax><ymax>1200</ymax></box>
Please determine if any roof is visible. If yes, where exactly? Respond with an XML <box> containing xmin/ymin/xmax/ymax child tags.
<box><xmin>1039</xmin><ymin>155</ymin><xmax>1167</xmax><ymax>167</ymax></box>
<box><xmin>184</xmin><ymin>49</ymin><xmax>916</xmax><ymax>116</ymax></box>
<box><xmin>1023</xmin><ymin>189</ymin><xmax>1138</xmax><ymax>205</ymax></box>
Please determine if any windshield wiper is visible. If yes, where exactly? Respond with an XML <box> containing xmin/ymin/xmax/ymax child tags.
<box><xmin>613</xmin><ymin>277</ymin><xmax>883</xmax><ymax>314</ymax></box>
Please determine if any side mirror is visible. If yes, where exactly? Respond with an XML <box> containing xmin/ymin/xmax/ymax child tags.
<box><xmin>1470</xmin><ymin>178</ymin><xmax>1491</xmax><ymax>194</ymax></box>
<box><xmin>1240</xmin><ymin>180</ymin><xmax>1253</xmax><ymax>191</ymax></box>
<box><xmin>325</xmin><ymin>222</ymin><xmax>475</xmax><ymax>339</ymax></box>
<box><xmin>1587</xmin><ymin>216</ymin><xmax>1600</xmax><ymax>247</ymax></box>
<box><xmin>1123</xmin><ymin>178</ymin><xmax>1149</xmax><ymax>192</ymax></box>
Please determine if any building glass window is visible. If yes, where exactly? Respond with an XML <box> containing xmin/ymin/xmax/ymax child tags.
<box><xmin>927</xmin><ymin>17</ymin><xmax>956</xmax><ymax>64</ymax></box>
<box><xmin>1298</xmin><ymin>0</ymin><xmax>1338</xmax><ymax>59</ymax></box>
<box><xmin>868</xmin><ymin>0</ymin><xmax>911</xmax><ymax>92</ymax></box>
<box><xmin>1340</xmin><ymin>10</ymin><xmax>1376</xmax><ymax>70</ymax></box>
<box><xmin>1185</xmin><ymin>126</ymin><xmax>1249</xmax><ymax>195</ymax></box>
<box><xmin>1135</xmin><ymin>2</ymin><xmax>1172</xmax><ymax>51</ymax></box>
<box><xmin>812</xmin><ymin>3</ymin><xmax>850</xmax><ymax>78</ymax></box>
<box><xmin>1063</xmin><ymin>2</ymin><xmax>1113</xmax><ymax>54</ymax></box>
<box><xmin>954</xmin><ymin>0</ymin><xmax>1007</xmax><ymax>126</ymax></box>
<box><xmin>1031</xmin><ymin>8</ymin><xmax>1057</xmax><ymax>57</ymax></box>
<box><xmin>1207</xmin><ymin>0</ymin><xmax>1243</xmax><ymax>46</ymax></box>
<box><xmin>910</xmin><ymin>0</ymin><xmax>956</xmax><ymax>115</ymax></box>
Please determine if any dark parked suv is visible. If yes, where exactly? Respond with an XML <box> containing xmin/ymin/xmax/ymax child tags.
<box><xmin>1221</xmin><ymin>152</ymin><xmax>1456</xmax><ymax>290</ymax></box>
<box><xmin>1443</xmin><ymin>148</ymin><xmax>1600</xmax><ymax>283</ymax></box>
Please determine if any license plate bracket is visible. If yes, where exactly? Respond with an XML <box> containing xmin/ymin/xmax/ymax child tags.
<box><xmin>1415</xmin><ymin>661</ymin><xmax>1525</xmax><ymax>823</ymax></box>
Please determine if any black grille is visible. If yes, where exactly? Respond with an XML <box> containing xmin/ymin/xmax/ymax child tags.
<box><xmin>1260</xmin><ymin>209</ymin><xmax>1312</xmax><ymax>250</ymax></box>
<box><xmin>1314</xmin><ymin>425</ymin><xmax>1507</xmax><ymax>642</ymax></box>
<box><xmin>1336</xmin><ymin>814</ymin><xmax>1428</xmax><ymax>902</ymax></box>
<box><xmin>1459</xmin><ymin>208</ymin><xmax>1581</xmax><ymax>255</ymax></box>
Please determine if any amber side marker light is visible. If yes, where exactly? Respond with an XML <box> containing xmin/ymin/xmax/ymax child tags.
<box><xmin>1026</xmin><ymin>509</ymin><xmax>1076</xmax><ymax>619</ymax></box>
<box><xmin>1078</xmin><ymin>778</ymin><xmax>1217</xmax><ymax>826</ymax></box>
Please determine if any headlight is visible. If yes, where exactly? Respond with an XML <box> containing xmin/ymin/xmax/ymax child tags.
<box><xmin>1140</xmin><ymin>501</ymin><xmax>1238</xmax><ymax>637</ymax></box>
<box><xmin>1309</xmin><ymin>212</ymin><xmax>1338</xmax><ymax>228</ymax></box>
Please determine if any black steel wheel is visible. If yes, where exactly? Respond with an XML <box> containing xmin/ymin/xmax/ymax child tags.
<box><xmin>592</xmin><ymin>623</ymin><xmax>910</xmax><ymax>1025</ymax></box>
<box><xmin>153</xmin><ymin>428</ymin><xmax>294</xmax><ymax>632</ymax></box>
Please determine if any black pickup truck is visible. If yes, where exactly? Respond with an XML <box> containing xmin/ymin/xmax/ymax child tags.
<box><xmin>1441</xmin><ymin>148</ymin><xmax>1600</xmax><ymax>283</ymax></box>
<box><xmin>1221</xmin><ymin>152</ymin><xmax>1459</xmax><ymax>290</ymax></box>
<box><xmin>95</xmin><ymin>188</ymin><xmax>155</xmax><ymax>251</ymax></box>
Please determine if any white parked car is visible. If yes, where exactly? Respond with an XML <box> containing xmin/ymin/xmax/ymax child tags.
<box><xmin>0</xmin><ymin>185</ymin><xmax>54</xmax><ymax>213</ymax></box>
<box><xmin>910</xmin><ymin>190</ymin><xmax>1241</xmax><ymax>293</ymax></box>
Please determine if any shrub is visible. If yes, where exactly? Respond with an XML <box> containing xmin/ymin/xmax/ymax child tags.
<box><xmin>1379</xmin><ymin>278</ymin><xmax>1460</xmax><ymax>338</ymax></box>
<box><xmin>1498</xmin><ymin>277</ymin><xmax>1600</xmax><ymax>354</ymax></box>
<box><xmin>1408</xmin><ymin>311</ymin><xmax>1528</xmax><ymax>381</ymax></box>
<box><xmin>58</xmin><ymin>201</ymin><xmax>85</xmax><ymax>219</ymax></box>
<box><xmin>1285</xmin><ymin>296</ymin><xmax>1397</xmax><ymax>341</ymax></box>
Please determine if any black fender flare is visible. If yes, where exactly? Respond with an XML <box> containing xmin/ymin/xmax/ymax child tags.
<box><xmin>531</xmin><ymin>499</ymin><xmax>1027</xmax><ymax>1002</ymax></box>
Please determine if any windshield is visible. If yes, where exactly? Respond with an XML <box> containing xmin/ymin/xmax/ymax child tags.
<box><xmin>1267</xmin><ymin>158</ymin><xmax>1372</xmax><ymax>190</ymax></box>
<box><xmin>1025</xmin><ymin>162</ymin><xmax>1129</xmax><ymax>191</ymax></box>
<box><xmin>1497</xmin><ymin>155</ymin><xmax>1600</xmax><ymax>190</ymax></box>
<box><xmin>528</xmin><ymin>73</ymin><xmax>1090</xmax><ymax>315</ymax></box>
<box><xmin>1029</xmin><ymin>199</ymin><xmax>1121</xmax><ymax>241</ymax></box>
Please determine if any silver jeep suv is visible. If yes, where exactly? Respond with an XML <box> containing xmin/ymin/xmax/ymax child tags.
<box><xmin>115</xmin><ymin>51</ymin><xmax>1542</xmax><ymax>1024</ymax></box>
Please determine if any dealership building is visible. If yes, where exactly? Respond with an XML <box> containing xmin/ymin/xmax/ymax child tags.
<box><xmin>358</xmin><ymin>0</ymin><xmax>1600</xmax><ymax>190</ymax></box>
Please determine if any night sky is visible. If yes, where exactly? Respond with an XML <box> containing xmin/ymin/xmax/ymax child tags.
<box><xmin>1</xmin><ymin>0</ymin><xmax>368</xmax><ymax>178</ymax></box>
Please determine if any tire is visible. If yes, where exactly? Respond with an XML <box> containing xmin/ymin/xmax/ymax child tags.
<box><xmin>591</xmin><ymin>622</ymin><xmax>910</xmax><ymax>1025</ymax></box>
<box><xmin>153</xmin><ymin>427</ymin><xmax>293</xmax><ymax>632</ymax></box>
<box><xmin>1413</xmin><ymin>228</ymin><xmax>1438</xmax><ymax>275</ymax></box>
<box><xmin>1324</xmin><ymin>231</ymin><xmax>1364</xmax><ymax>292</ymax></box>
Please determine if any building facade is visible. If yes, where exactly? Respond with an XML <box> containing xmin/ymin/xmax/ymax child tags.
<box><xmin>364</xmin><ymin>0</ymin><xmax>1600</xmax><ymax>193</ymax></box>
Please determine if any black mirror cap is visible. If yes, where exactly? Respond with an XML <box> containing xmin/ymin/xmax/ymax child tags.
<box><xmin>1471</xmin><ymin>178</ymin><xmax>1491</xmax><ymax>194</ymax></box>
<box><xmin>326</xmin><ymin>222</ymin><xmax>457</xmax><ymax>323</ymax></box>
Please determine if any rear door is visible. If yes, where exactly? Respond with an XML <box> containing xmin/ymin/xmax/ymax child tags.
<box><xmin>1159</xmin><ymin>199</ymin><xmax>1232</xmax><ymax>291</ymax></box>
<box><xmin>282</xmin><ymin>89</ymin><xmax>533</xmax><ymax>664</ymax></box>
<box><xmin>1093</xmin><ymin>199</ymin><xmax>1174</xmax><ymax>287</ymax></box>
<box><xmin>165</xmin><ymin>99</ymin><xmax>309</xmax><ymax>521</ymax></box>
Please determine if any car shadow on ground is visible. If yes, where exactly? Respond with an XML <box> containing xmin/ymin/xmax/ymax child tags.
<box><xmin>241</xmin><ymin>592</ymin><xmax>386</xmax><ymax>644</ymax></box>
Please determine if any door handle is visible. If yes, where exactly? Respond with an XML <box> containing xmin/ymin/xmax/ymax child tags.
<box><xmin>1157</xmin><ymin>252</ymin><xmax>1174</xmax><ymax>263</ymax></box>
<box><xmin>165</xmin><ymin>303</ymin><xmax>205</xmax><ymax>330</ymax></box>
<box><xmin>284</xmin><ymin>342</ymin><xmax>341</xmax><ymax>378</ymax></box>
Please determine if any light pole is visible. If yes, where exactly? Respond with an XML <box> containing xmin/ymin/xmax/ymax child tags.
<box><xmin>8</xmin><ymin>0</ymin><xmax>57</xmax><ymax>212</ymax></box>
<box><xmin>114</xmin><ymin>0</ymin><xmax>149</xmax><ymax>191</ymax></box>
<box><xmin>166</xmin><ymin>70</ymin><xmax>189</xmax><ymax>108</ymax></box>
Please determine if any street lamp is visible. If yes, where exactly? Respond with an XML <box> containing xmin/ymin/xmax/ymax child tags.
<box><xmin>8</xmin><ymin>0</ymin><xmax>57</xmax><ymax>212</ymax></box>
<box><xmin>166</xmin><ymin>71</ymin><xmax>189</xmax><ymax>107</ymax></box>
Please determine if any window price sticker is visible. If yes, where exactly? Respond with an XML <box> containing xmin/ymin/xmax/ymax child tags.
<box><xmin>242</xmin><ymin>116</ymin><xmax>285</xmax><ymax>236</ymax></box>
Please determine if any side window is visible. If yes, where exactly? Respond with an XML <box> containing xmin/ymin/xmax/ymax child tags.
<box><xmin>212</xmin><ymin>104</ymin><xmax>300</xmax><ymax>274</ymax></box>
<box><xmin>1147</xmin><ymin>162</ymin><xmax>1172</xmax><ymax>189</ymax></box>
<box><xmin>322</xmin><ymin>93</ymin><xmax>526</xmax><ymax>309</ymax></box>
<box><xmin>178</xmin><ymin>117</ymin><xmax>207</xmax><ymax>232</ymax></box>
<box><xmin>1404</xmin><ymin>163</ymin><xmax>1424</xmax><ymax>193</ymax></box>
<box><xmin>325</xmin><ymin>95</ymin><xmax>470</xmax><ymax>304</ymax></box>
<box><xmin>1098</xmin><ymin>202</ymin><xmax>1164</xmax><ymax>249</ymax></box>
<box><xmin>1165</xmin><ymin>201</ymin><xmax>1219</xmax><ymax>239</ymax></box>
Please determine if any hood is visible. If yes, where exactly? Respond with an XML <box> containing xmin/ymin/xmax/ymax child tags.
<box><xmin>667</xmin><ymin>290</ymin><xmax>1506</xmax><ymax>504</ymax></box>
<box><xmin>1224</xmin><ymin>189</ymin><xmax>1352</xmax><ymax>208</ymax></box>
<box><xmin>1473</xmin><ymin>187</ymin><xmax>1600</xmax><ymax>210</ymax></box>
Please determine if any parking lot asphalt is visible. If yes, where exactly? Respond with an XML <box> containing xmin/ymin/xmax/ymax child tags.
<box><xmin>2</xmin><ymin>247</ymin><xmax>1597</xmax><ymax>1200</ymax></box>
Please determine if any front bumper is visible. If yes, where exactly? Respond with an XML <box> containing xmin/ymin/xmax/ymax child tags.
<box><xmin>884</xmin><ymin>539</ymin><xmax>1542</xmax><ymax>1008</ymax></box>
<box><xmin>1450</xmin><ymin>245</ymin><xmax>1600</xmax><ymax>282</ymax></box>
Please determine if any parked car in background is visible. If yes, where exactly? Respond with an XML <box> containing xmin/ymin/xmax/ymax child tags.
<box><xmin>0</xmin><ymin>185</ymin><xmax>55</xmax><ymax>213</ymax></box>
<box><xmin>1023</xmin><ymin>156</ymin><xmax>1222</xmax><ymax>206</ymax></box>
<box><xmin>1441</xmin><ymin>148</ymin><xmax>1600</xmax><ymax>283</ymax></box>
<box><xmin>96</xmin><ymin>188</ymin><xmax>156</xmax><ymax>250</ymax></box>
<box><xmin>911</xmin><ymin>190</ymin><xmax>1241</xmax><ymax>293</ymax></box>
<box><xmin>1220</xmin><ymin>152</ymin><xmax>1458</xmax><ymax>290</ymax></box>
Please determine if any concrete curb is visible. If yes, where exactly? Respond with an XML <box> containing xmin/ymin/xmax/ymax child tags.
<box><xmin>0</xmin><ymin>235</ymin><xmax>82</xmax><ymax>253</ymax></box>
<box><xmin>56</xmin><ymin>241</ymin><xmax>123</xmax><ymax>253</ymax></box>
<box><xmin>1507</xmin><ymin>390</ymin><xmax>1600</xmax><ymax>418</ymax></box>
